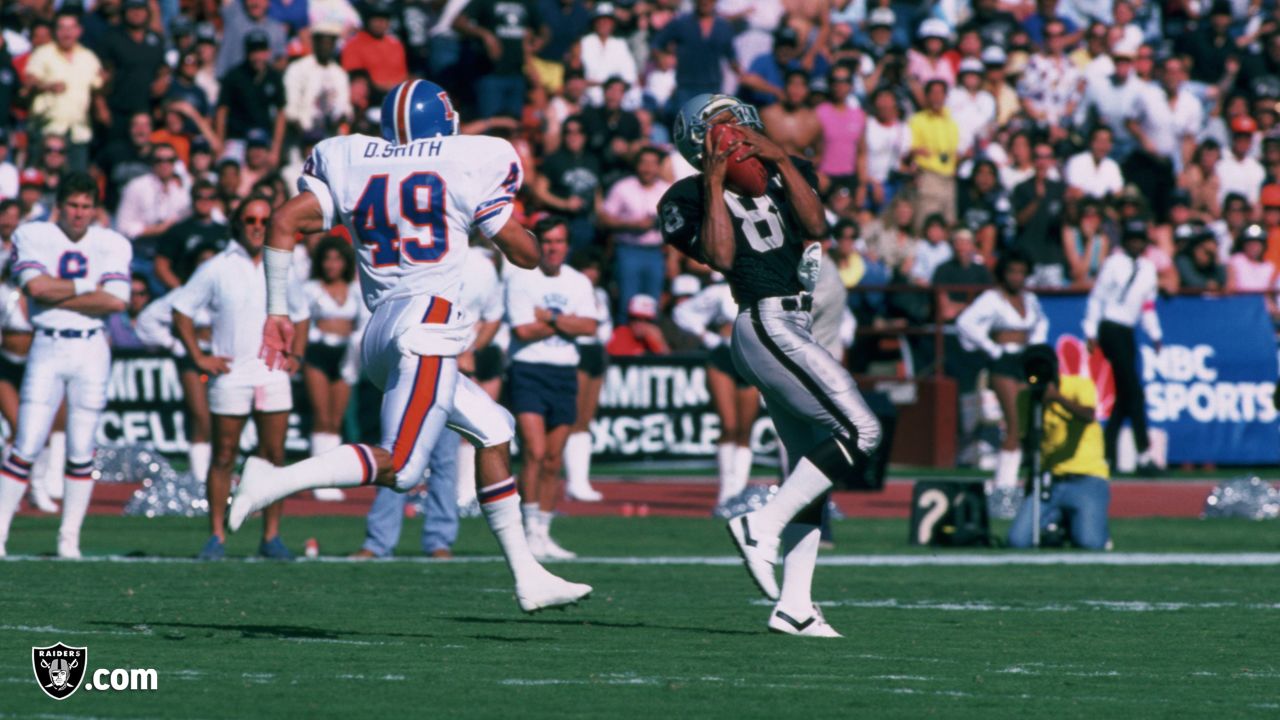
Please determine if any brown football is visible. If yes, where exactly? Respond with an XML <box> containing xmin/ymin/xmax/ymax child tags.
<box><xmin>709</xmin><ymin>124</ymin><xmax>768</xmax><ymax>198</ymax></box>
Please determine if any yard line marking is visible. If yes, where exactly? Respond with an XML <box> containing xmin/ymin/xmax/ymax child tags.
<box><xmin>749</xmin><ymin>598</ymin><xmax>1280</xmax><ymax>613</ymax></box>
<box><xmin>4</xmin><ymin>552</ymin><xmax>1280</xmax><ymax>566</ymax></box>
<box><xmin>0</xmin><ymin>624</ymin><xmax>154</xmax><ymax>637</ymax></box>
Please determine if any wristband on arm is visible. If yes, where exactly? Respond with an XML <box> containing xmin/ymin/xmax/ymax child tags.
<box><xmin>264</xmin><ymin>246</ymin><xmax>292</xmax><ymax>316</ymax></box>
<box><xmin>73</xmin><ymin>278</ymin><xmax>96</xmax><ymax>296</ymax></box>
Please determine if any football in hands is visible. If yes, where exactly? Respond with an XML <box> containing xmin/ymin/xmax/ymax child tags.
<box><xmin>709</xmin><ymin>124</ymin><xmax>769</xmax><ymax>198</ymax></box>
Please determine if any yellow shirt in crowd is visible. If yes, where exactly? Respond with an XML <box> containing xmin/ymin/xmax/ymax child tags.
<box><xmin>908</xmin><ymin>108</ymin><xmax>959</xmax><ymax>178</ymax></box>
<box><xmin>1022</xmin><ymin>374</ymin><xmax>1110</xmax><ymax>480</ymax></box>
<box><xmin>25</xmin><ymin>43</ymin><xmax>104</xmax><ymax>144</ymax></box>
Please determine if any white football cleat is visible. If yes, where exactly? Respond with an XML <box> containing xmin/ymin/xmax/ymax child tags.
<box><xmin>727</xmin><ymin>513</ymin><xmax>780</xmax><ymax>600</ymax></box>
<box><xmin>312</xmin><ymin>488</ymin><xmax>346</xmax><ymax>502</ymax></box>
<box><xmin>768</xmin><ymin>604</ymin><xmax>842</xmax><ymax>638</ymax></box>
<box><xmin>525</xmin><ymin>529</ymin><xmax>549</xmax><ymax>561</ymax></box>
<box><xmin>540</xmin><ymin>534</ymin><xmax>578</xmax><ymax>560</ymax></box>
<box><xmin>56</xmin><ymin>533</ymin><xmax>81</xmax><ymax>560</ymax></box>
<box><xmin>228</xmin><ymin>457</ymin><xmax>284</xmax><ymax>533</ymax></box>
<box><xmin>516</xmin><ymin>569</ymin><xmax>592</xmax><ymax>613</ymax></box>
<box><xmin>29</xmin><ymin>483</ymin><xmax>59</xmax><ymax>514</ymax></box>
<box><xmin>566</xmin><ymin>485</ymin><xmax>603</xmax><ymax>502</ymax></box>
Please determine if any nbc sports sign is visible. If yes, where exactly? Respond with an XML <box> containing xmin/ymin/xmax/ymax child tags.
<box><xmin>1040</xmin><ymin>294</ymin><xmax>1280</xmax><ymax>465</ymax></box>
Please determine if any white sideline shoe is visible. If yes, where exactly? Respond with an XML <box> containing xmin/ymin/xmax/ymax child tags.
<box><xmin>768</xmin><ymin>604</ymin><xmax>842</xmax><ymax>638</ymax></box>
<box><xmin>56</xmin><ymin>533</ymin><xmax>81</xmax><ymax>559</ymax></box>
<box><xmin>726</xmin><ymin>512</ymin><xmax>780</xmax><ymax>600</ymax></box>
<box><xmin>228</xmin><ymin>457</ymin><xmax>283</xmax><ymax>533</ymax></box>
<box><xmin>525</xmin><ymin>529</ymin><xmax>549</xmax><ymax>560</ymax></box>
<box><xmin>29</xmin><ymin>483</ymin><xmax>58</xmax><ymax>514</ymax></box>
<box><xmin>312</xmin><ymin>488</ymin><xmax>346</xmax><ymax>502</ymax></box>
<box><xmin>516</xmin><ymin>569</ymin><xmax>592</xmax><ymax>613</ymax></box>
<box><xmin>540</xmin><ymin>534</ymin><xmax>578</xmax><ymax>560</ymax></box>
<box><xmin>566</xmin><ymin>485</ymin><xmax>603</xmax><ymax>502</ymax></box>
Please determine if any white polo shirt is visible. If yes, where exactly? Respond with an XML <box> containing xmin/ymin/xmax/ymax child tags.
<box><xmin>170</xmin><ymin>242</ymin><xmax>310</xmax><ymax>382</ymax></box>
<box><xmin>1064</xmin><ymin>151</ymin><xmax>1124</xmax><ymax>198</ymax></box>
<box><xmin>504</xmin><ymin>264</ymin><xmax>595</xmax><ymax>367</ymax></box>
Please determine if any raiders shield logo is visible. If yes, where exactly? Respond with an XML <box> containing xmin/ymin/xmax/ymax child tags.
<box><xmin>32</xmin><ymin>643</ymin><xmax>87</xmax><ymax>700</ymax></box>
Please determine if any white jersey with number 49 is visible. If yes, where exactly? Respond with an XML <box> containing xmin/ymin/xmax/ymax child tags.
<box><xmin>298</xmin><ymin>133</ymin><xmax>522</xmax><ymax>311</ymax></box>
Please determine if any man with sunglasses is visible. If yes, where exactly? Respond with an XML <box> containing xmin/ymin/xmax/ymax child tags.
<box><xmin>154</xmin><ymin>180</ymin><xmax>228</xmax><ymax>291</ymax></box>
<box><xmin>115</xmin><ymin>143</ymin><xmax>191</xmax><ymax>245</ymax></box>
<box><xmin>0</xmin><ymin>172</ymin><xmax>132</xmax><ymax>558</ymax></box>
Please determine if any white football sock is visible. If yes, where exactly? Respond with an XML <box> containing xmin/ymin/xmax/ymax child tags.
<box><xmin>540</xmin><ymin>509</ymin><xmax>555</xmax><ymax>536</ymax></box>
<box><xmin>0</xmin><ymin>475</ymin><xmax>25</xmax><ymax>545</ymax></box>
<box><xmin>994</xmin><ymin>449</ymin><xmax>1023</xmax><ymax>490</ymax></box>
<box><xmin>750</xmin><ymin>457</ymin><xmax>833</xmax><ymax>535</ymax></box>
<box><xmin>732</xmin><ymin>445</ymin><xmax>754</xmax><ymax>495</ymax></box>
<box><xmin>563</xmin><ymin>432</ymin><xmax>594</xmax><ymax>493</ymax></box>
<box><xmin>271</xmin><ymin>445</ymin><xmax>376</xmax><ymax>499</ymax></box>
<box><xmin>311</xmin><ymin>432</ymin><xmax>341</xmax><ymax>456</ymax></box>
<box><xmin>521</xmin><ymin>502</ymin><xmax>540</xmax><ymax>535</ymax></box>
<box><xmin>716</xmin><ymin>442</ymin><xmax>737</xmax><ymax>502</ymax></box>
<box><xmin>778</xmin><ymin>523</ymin><xmax>822</xmax><ymax>613</ymax></box>
<box><xmin>44</xmin><ymin>432</ymin><xmax>66</xmax><ymax>500</ymax></box>
<box><xmin>480</xmin><ymin>480</ymin><xmax>540</xmax><ymax>584</ymax></box>
<box><xmin>188</xmin><ymin>442</ymin><xmax>211</xmax><ymax>482</ymax></box>
<box><xmin>59</xmin><ymin>478</ymin><xmax>94</xmax><ymax>542</ymax></box>
<box><xmin>456</xmin><ymin>441</ymin><xmax>477</xmax><ymax>507</ymax></box>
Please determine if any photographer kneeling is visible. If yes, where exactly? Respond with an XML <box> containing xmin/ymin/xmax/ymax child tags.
<box><xmin>1008</xmin><ymin>345</ymin><xmax>1111</xmax><ymax>550</ymax></box>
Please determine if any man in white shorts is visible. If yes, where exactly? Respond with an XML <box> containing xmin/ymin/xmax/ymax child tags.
<box><xmin>171</xmin><ymin>194</ymin><xmax>310</xmax><ymax>560</ymax></box>
<box><xmin>227</xmin><ymin>79</ymin><xmax>591</xmax><ymax>612</ymax></box>
<box><xmin>0</xmin><ymin>172</ymin><xmax>132</xmax><ymax>558</ymax></box>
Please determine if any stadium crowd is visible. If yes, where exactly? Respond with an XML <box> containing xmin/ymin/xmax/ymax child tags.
<box><xmin>1</xmin><ymin>0</ymin><xmax>1279</xmax><ymax>555</ymax></box>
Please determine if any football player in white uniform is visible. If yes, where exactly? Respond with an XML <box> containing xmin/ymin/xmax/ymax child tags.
<box><xmin>227</xmin><ymin>79</ymin><xmax>592</xmax><ymax>612</ymax></box>
<box><xmin>0</xmin><ymin>173</ymin><xmax>133</xmax><ymax>558</ymax></box>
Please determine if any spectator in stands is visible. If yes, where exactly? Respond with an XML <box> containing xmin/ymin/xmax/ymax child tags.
<box><xmin>1210</xmin><ymin>192</ymin><xmax>1251</xmax><ymax>264</ymax></box>
<box><xmin>168</xmin><ymin>51</ymin><xmax>211</xmax><ymax>120</ymax></box>
<box><xmin>534</xmin><ymin>116</ymin><xmax>601</xmax><ymax>252</ymax></box>
<box><xmin>1007</xmin><ymin>344</ymin><xmax>1111</xmax><ymax>550</ymax></box>
<box><xmin>659</xmin><ymin>274</ymin><xmax>703</xmax><ymax>352</ymax></box>
<box><xmin>1018</xmin><ymin>18</ymin><xmax>1081</xmax><ymax>143</ymax></box>
<box><xmin>1179</xmin><ymin>139</ymin><xmax>1224</xmax><ymax>223</ymax></box>
<box><xmin>342</xmin><ymin>2</ymin><xmax>408</xmax><ymax>96</ymax></box>
<box><xmin>217</xmin><ymin>31</ymin><xmax>286</xmax><ymax>164</ymax></box>
<box><xmin>957</xmin><ymin>249</ymin><xmax>1048</xmax><ymax>516</ymax></box>
<box><xmin>154</xmin><ymin>180</ymin><xmax>227</xmax><ymax>290</ymax></box>
<box><xmin>1126</xmin><ymin>55</ymin><xmax>1201</xmax><ymax>222</ymax></box>
<box><xmin>581</xmin><ymin>76</ymin><xmax>645</xmax><ymax>186</ymax></box>
<box><xmin>1228</xmin><ymin>223</ymin><xmax>1278</xmax><ymax>317</ymax></box>
<box><xmin>115</xmin><ymin>143</ymin><xmax>190</xmax><ymax>243</ymax></box>
<box><xmin>1176</xmin><ymin>231</ymin><xmax>1226</xmax><ymax>292</ymax></box>
<box><xmin>283</xmin><ymin>23</ymin><xmax>351</xmax><ymax>136</ymax></box>
<box><xmin>909</xmin><ymin>79</ymin><xmax>960</xmax><ymax>227</ymax></box>
<box><xmin>151</xmin><ymin>99</ymin><xmax>221</xmax><ymax>168</ymax></box>
<box><xmin>16</xmin><ymin>170</ymin><xmax>49</xmax><ymax>223</ymax></box>
<box><xmin>907</xmin><ymin>19</ymin><xmax>955</xmax><ymax>108</ymax></box>
<box><xmin>910</xmin><ymin>214</ymin><xmax>953</xmax><ymax>285</ymax></box>
<box><xmin>981</xmin><ymin>46</ymin><xmax>1019</xmax><ymax>128</ymax></box>
<box><xmin>1065</xmin><ymin>126</ymin><xmax>1124</xmax><ymax>201</ymax></box>
<box><xmin>216</xmin><ymin>0</ymin><xmax>288</xmax><ymax>78</ymax></box>
<box><xmin>814</xmin><ymin>64</ymin><xmax>864</xmax><ymax>195</ymax></box>
<box><xmin>1063</xmin><ymin>198</ymin><xmax>1109</xmax><ymax>288</ymax></box>
<box><xmin>105</xmin><ymin>273</ymin><xmax>151</xmax><ymax>349</ymax></box>
<box><xmin>1217</xmin><ymin>115</ymin><xmax>1265</xmax><ymax>208</ymax></box>
<box><xmin>957</xmin><ymin>158</ymin><xmax>1012</xmax><ymax>262</ymax></box>
<box><xmin>0</xmin><ymin>132</ymin><xmax>16</xmax><ymax>201</ymax></box>
<box><xmin>600</xmin><ymin>146</ymin><xmax>669</xmax><ymax>315</ymax></box>
<box><xmin>865</xmin><ymin>195</ymin><xmax>919</xmax><ymax>277</ymax></box>
<box><xmin>237</xmin><ymin>129</ymin><xmax>277</xmax><ymax>197</ymax></box>
<box><xmin>947</xmin><ymin>58</ymin><xmax>996</xmax><ymax>162</ymax></box>
<box><xmin>24</xmin><ymin>9</ymin><xmax>102</xmax><ymax>171</ymax></box>
<box><xmin>454</xmin><ymin>0</ymin><xmax>543</xmax><ymax>119</ymax></box>
<box><xmin>761</xmin><ymin>70</ymin><xmax>822</xmax><ymax>160</ymax></box>
<box><xmin>1012</xmin><ymin>140</ymin><xmax>1068</xmax><ymax>287</ymax></box>
<box><xmin>1079</xmin><ymin>39</ymin><xmax>1143</xmax><ymax>161</ymax></box>
<box><xmin>606</xmin><ymin>294</ymin><xmax>669</xmax><ymax>356</ymax></box>
<box><xmin>98</xmin><ymin>0</ymin><xmax>164</xmax><ymax>132</ymax></box>
<box><xmin>739</xmin><ymin>26</ymin><xmax>807</xmax><ymax>108</ymax></box>
<box><xmin>1178</xmin><ymin>1</ymin><xmax>1238</xmax><ymax>93</ymax></box>
<box><xmin>563</xmin><ymin>247</ymin><xmax>611</xmax><ymax>503</ymax></box>
<box><xmin>579</xmin><ymin>3</ymin><xmax>639</xmax><ymax>106</ymax></box>
<box><xmin>1024</xmin><ymin>0</ymin><xmax>1081</xmax><ymax>46</ymax></box>
<box><xmin>650</xmin><ymin>0</ymin><xmax>740</xmax><ymax>114</ymax></box>
<box><xmin>1260</xmin><ymin>185</ymin><xmax>1280</xmax><ymax>270</ymax></box>
<box><xmin>861</xmin><ymin>85</ymin><xmax>912</xmax><ymax>212</ymax></box>
<box><xmin>536</xmin><ymin>0</ymin><xmax>590</xmax><ymax>89</ymax></box>
<box><xmin>193</xmin><ymin>23</ymin><xmax>221</xmax><ymax>103</ymax></box>
<box><xmin>935</xmin><ymin>227</ymin><xmax>994</xmax><ymax>322</ymax></box>
<box><xmin>31</xmin><ymin>137</ymin><xmax>67</xmax><ymax>209</ymax></box>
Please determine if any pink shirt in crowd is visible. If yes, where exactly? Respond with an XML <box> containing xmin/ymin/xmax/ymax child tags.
<box><xmin>1228</xmin><ymin>253</ymin><xmax>1277</xmax><ymax>291</ymax></box>
<box><xmin>602</xmin><ymin>175</ymin><xmax>672</xmax><ymax>247</ymax></box>
<box><xmin>815</xmin><ymin>102</ymin><xmax>866</xmax><ymax>178</ymax></box>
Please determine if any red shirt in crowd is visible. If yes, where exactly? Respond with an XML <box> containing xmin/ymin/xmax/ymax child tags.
<box><xmin>606</xmin><ymin>323</ymin><xmax>670</xmax><ymax>356</ymax></box>
<box><xmin>340</xmin><ymin>31</ymin><xmax>408</xmax><ymax>91</ymax></box>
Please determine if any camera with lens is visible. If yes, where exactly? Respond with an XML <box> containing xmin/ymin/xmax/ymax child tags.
<box><xmin>1022</xmin><ymin>344</ymin><xmax>1058</xmax><ymax>399</ymax></box>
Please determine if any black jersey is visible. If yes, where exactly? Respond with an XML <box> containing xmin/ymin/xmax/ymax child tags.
<box><xmin>658</xmin><ymin>157</ymin><xmax>822</xmax><ymax>306</ymax></box>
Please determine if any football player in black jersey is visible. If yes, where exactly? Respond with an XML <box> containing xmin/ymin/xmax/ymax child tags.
<box><xmin>659</xmin><ymin>94</ymin><xmax>882</xmax><ymax>637</ymax></box>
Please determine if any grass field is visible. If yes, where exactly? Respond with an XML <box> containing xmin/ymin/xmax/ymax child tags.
<box><xmin>2</xmin><ymin>515</ymin><xmax>1279</xmax><ymax>718</ymax></box>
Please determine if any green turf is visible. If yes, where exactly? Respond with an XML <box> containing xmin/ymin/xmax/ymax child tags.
<box><xmin>1</xmin><ymin>516</ymin><xmax>1278</xmax><ymax>718</ymax></box>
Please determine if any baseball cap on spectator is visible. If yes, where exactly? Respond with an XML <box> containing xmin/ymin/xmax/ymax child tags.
<box><xmin>1230</xmin><ymin>115</ymin><xmax>1258</xmax><ymax>135</ymax></box>
<box><xmin>122</xmin><ymin>0</ymin><xmax>147</xmax><ymax>9</ymax></box>
<box><xmin>918</xmin><ymin>18</ymin><xmax>950</xmax><ymax>41</ymax></box>
<box><xmin>1112</xmin><ymin>36</ymin><xmax>1141</xmax><ymax>60</ymax></box>
<box><xmin>672</xmin><ymin>274</ymin><xmax>701</xmax><ymax>298</ymax></box>
<box><xmin>365</xmin><ymin>0</ymin><xmax>393</xmax><ymax>17</ymax></box>
<box><xmin>1209</xmin><ymin>0</ymin><xmax>1233</xmax><ymax>16</ymax></box>
<box><xmin>246</xmin><ymin>128</ymin><xmax>272</xmax><ymax>148</ymax></box>
<box><xmin>603</xmin><ymin>74</ymin><xmax>629</xmax><ymax>90</ymax></box>
<box><xmin>1174</xmin><ymin>221</ymin><xmax>1203</xmax><ymax>246</ymax></box>
<box><xmin>1122</xmin><ymin>219</ymin><xmax>1149</xmax><ymax>239</ymax></box>
<box><xmin>196</xmin><ymin>22</ymin><xmax>217</xmax><ymax>44</ymax></box>
<box><xmin>171</xmin><ymin>15</ymin><xmax>194</xmax><ymax>36</ymax></box>
<box><xmin>191</xmin><ymin>135</ymin><xmax>212</xmax><ymax>155</ymax></box>
<box><xmin>981</xmin><ymin>45</ymin><xmax>1007</xmax><ymax>66</ymax></box>
<box><xmin>245</xmin><ymin>28</ymin><xmax>270</xmax><ymax>53</ymax></box>
<box><xmin>628</xmin><ymin>294</ymin><xmax>658</xmax><ymax>320</ymax></box>
<box><xmin>19</xmin><ymin>168</ymin><xmax>45</xmax><ymax>188</ymax></box>
<box><xmin>1239</xmin><ymin>223</ymin><xmax>1267</xmax><ymax>245</ymax></box>
<box><xmin>774</xmin><ymin>26</ymin><xmax>800</xmax><ymax>47</ymax></box>
<box><xmin>312</xmin><ymin>21</ymin><xmax>343</xmax><ymax>37</ymax></box>
<box><xmin>1261</xmin><ymin>184</ymin><xmax>1280</xmax><ymax>209</ymax></box>
<box><xmin>1170</xmin><ymin>188</ymin><xmax>1191</xmax><ymax>207</ymax></box>
<box><xmin>59</xmin><ymin>0</ymin><xmax>85</xmax><ymax>15</ymax></box>
<box><xmin>958</xmin><ymin>58</ymin><xmax>984</xmax><ymax>76</ymax></box>
<box><xmin>868</xmin><ymin>7</ymin><xmax>896</xmax><ymax>28</ymax></box>
<box><xmin>593</xmin><ymin>2</ymin><xmax>616</xmax><ymax>19</ymax></box>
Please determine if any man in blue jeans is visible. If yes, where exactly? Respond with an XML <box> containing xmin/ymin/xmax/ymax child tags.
<box><xmin>354</xmin><ymin>430</ymin><xmax>462</xmax><ymax>558</ymax></box>
<box><xmin>1008</xmin><ymin>345</ymin><xmax>1111</xmax><ymax>550</ymax></box>
<box><xmin>454</xmin><ymin>0</ymin><xmax>545</xmax><ymax>119</ymax></box>
<box><xmin>600</xmin><ymin>147</ymin><xmax>671</xmax><ymax>319</ymax></box>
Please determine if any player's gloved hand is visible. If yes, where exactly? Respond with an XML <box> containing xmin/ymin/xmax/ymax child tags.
<box><xmin>797</xmin><ymin>242</ymin><xmax>822</xmax><ymax>293</ymax></box>
<box><xmin>260</xmin><ymin>315</ymin><xmax>295</xmax><ymax>371</ymax></box>
<box><xmin>196</xmin><ymin>354</ymin><xmax>232</xmax><ymax>375</ymax></box>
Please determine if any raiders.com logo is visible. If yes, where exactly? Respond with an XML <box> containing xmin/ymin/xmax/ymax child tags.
<box><xmin>32</xmin><ymin>643</ymin><xmax>87</xmax><ymax>700</ymax></box>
